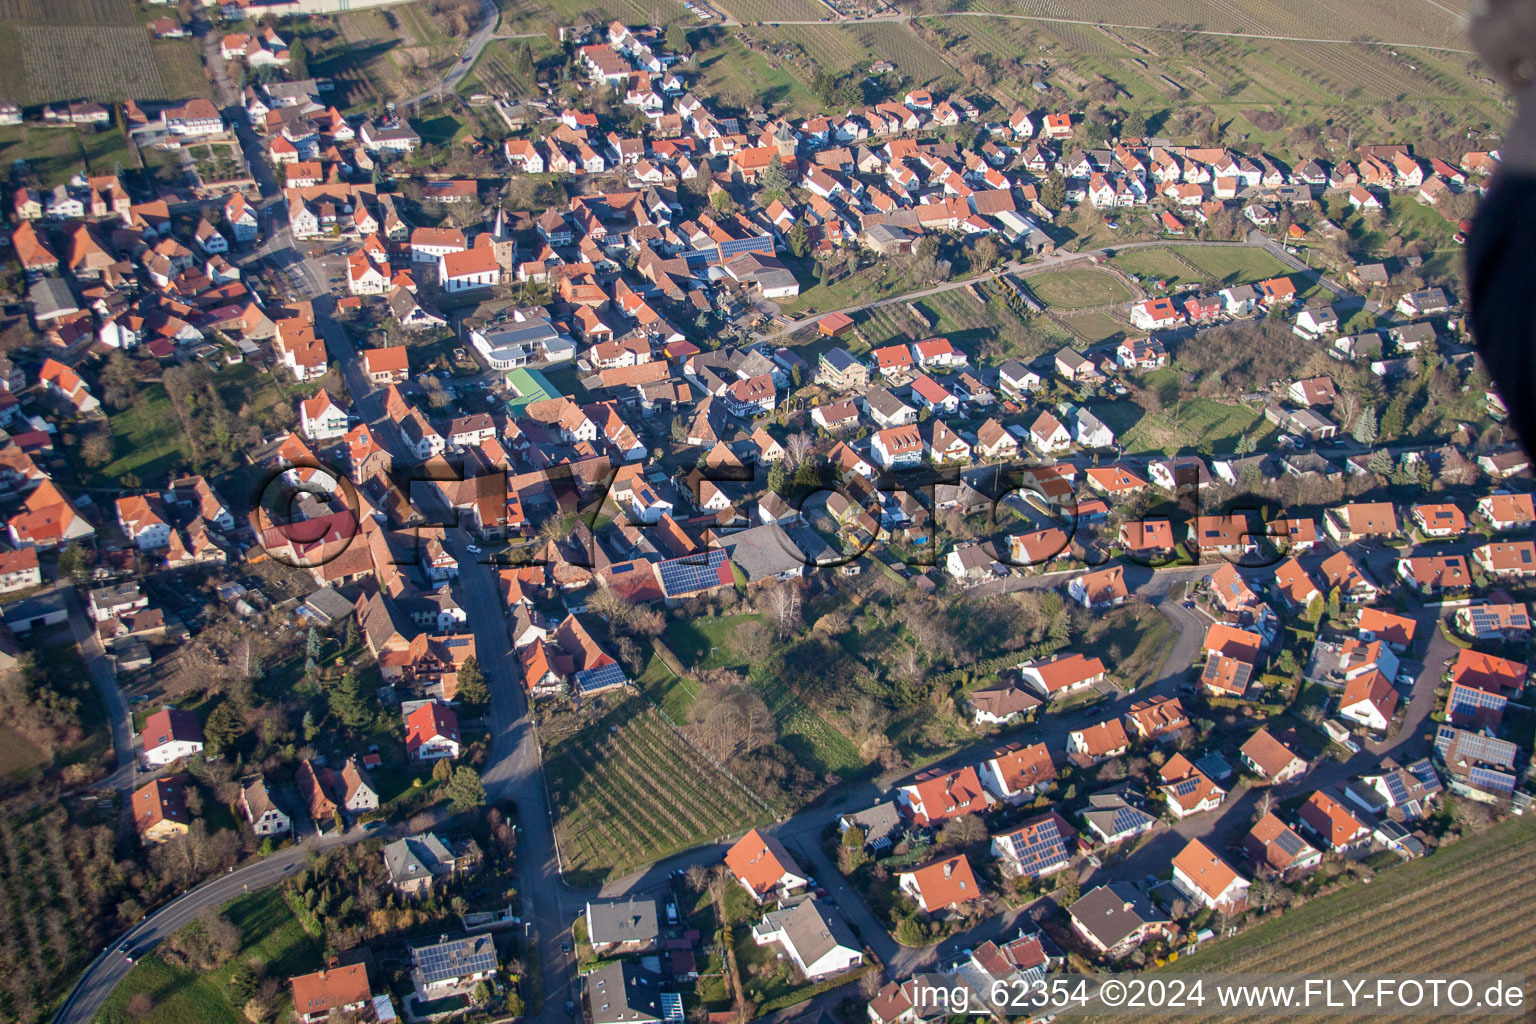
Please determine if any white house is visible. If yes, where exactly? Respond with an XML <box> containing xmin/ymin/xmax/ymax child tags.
<box><xmin>438</xmin><ymin>246</ymin><xmax>501</xmax><ymax>293</ymax></box>
<box><xmin>750</xmin><ymin>900</ymin><xmax>863</xmax><ymax>980</ymax></box>
<box><xmin>140</xmin><ymin>708</ymin><xmax>205</xmax><ymax>767</ymax></box>
<box><xmin>300</xmin><ymin>391</ymin><xmax>350</xmax><ymax>441</ymax></box>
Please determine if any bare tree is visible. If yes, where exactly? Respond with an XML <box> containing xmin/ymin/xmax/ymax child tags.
<box><xmin>784</xmin><ymin>432</ymin><xmax>815</xmax><ymax>469</ymax></box>
<box><xmin>760</xmin><ymin>582</ymin><xmax>802</xmax><ymax>637</ymax></box>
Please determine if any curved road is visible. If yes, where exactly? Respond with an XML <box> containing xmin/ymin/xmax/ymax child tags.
<box><xmin>405</xmin><ymin>0</ymin><xmax>502</xmax><ymax>107</ymax></box>
<box><xmin>54</xmin><ymin>829</ymin><xmax>366</xmax><ymax>1024</ymax></box>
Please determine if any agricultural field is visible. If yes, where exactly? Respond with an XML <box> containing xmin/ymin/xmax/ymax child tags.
<box><xmin>461</xmin><ymin>35</ymin><xmax>560</xmax><ymax>98</ymax></box>
<box><xmin>716</xmin><ymin>0</ymin><xmax>832</xmax><ymax>23</ymax></box>
<box><xmin>915</xmin><ymin>11</ymin><xmax>1504</xmax><ymax>150</ymax></box>
<box><xmin>1137</xmin><ymin>814</ymin><xmax>1536</xmax><ymax>1024</ymax></box>
<box><xmin>541</xmin><ymin>696</ymin><xmax>771</xmax><ymax>885</ymax></box>
<box><xmin>751</xmin><ymin>22</ymin><xmax>959</xmax><ymax>90</ymax></box>
<box><xmin>1023</xmin><ymin>267</ymin><xmax>1134</xmax><ymax>310</ymax></box>
<box><xmin>1061</xmin><ymin>310</ymin><xmax>1130</xmax><ymax>346</ymax></box>
<box><xmin>6</xmin><ymin>25</ymin><xmax>164</xmax><ymax>104</ymax></box>
<box><xmin>495</xmin><ymin>0</ymin><xmax>692</xmax><ymax>34</ymax></box>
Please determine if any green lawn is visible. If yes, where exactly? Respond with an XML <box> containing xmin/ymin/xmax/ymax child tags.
<box><xmin>661</xmin><ymin>613</ymin><xmax>763</xmax><ymax>673</ymax></box>
<box><xmin>1063</xmin><ymin>311</ymin><xmax>1131</xmax><ymax>346</ymax></box>
<box><xmin>1170</xmin><ymin>245</ymin><xmax>1292</xmax><ymax>287</ymax></box>
<box><xmin>0</xmin><ymin>724</ymin><xmax>48</xmax><ymax>787</ymax></box>
<box><xmin>1110</xmin><ymin>246</ymin><xmax>1198</xmax><ymax>288</ymax></box>
<box><xmin>94</xmin><ymin>888</ymin><xmax>320</xmax><ymax>1024</ymax></box>
<box><xmin>0</xmin><ymin>123</ymin><xmax>135</xmax><ymax>188</ymax></box>
<box><xmin>691</xmin><ymin>32</ymin><xmax>823</xmax><ymax>116</ymax></box>
<box><xmin>1117</xmin><ymin>395</ymin><xmax>1271</xmax><ymax>456</ymax></box>
<box><xmin>1023</xmin><ymin>268</ymin><xmax>1133</xmax><ymax>310</ymax></box>
<box><xmin>98</xmin><ymin>382</ymin><xmax>186</xmax><ymax>484</ymax></box>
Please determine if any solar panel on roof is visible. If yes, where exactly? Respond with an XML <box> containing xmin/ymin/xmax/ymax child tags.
<box><xmin>1383</xmin><ymin>772</ymin><xmax>1410</xmax><ymax>805</ymax></box>
<box><xmin>576</xmin><ymin>663</ymin><xmax>627</xmax><ymax>693</ymax></box>
<box><xmin>1469</xmin><ymin>766</ymin><xmax>1517</xmax><ymax>792</ymax></box>
<box><xmin>1110</xmin><ymin>806</ymin><xmax>1152</xmax><ymax>835</ymax></box>
<box><xmin>658</xmin><ymin>549</ymin><xmax>728</xmax><ymax>596</ymax></box>
<box><xmin>1274</xmin><ymin>829</ymin><xmax>1307</xmax><ymax>856</ymax></box>
<box><xmin>1173</xmin><ymin>777</ymin><xmax>1203</xmax><ymax>797</ymax></box>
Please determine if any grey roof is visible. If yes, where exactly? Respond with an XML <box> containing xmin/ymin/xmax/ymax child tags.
<box><xmin>586</xmin><ymin>897</ymin><xmax>660</xmax><ymax>945</ymax></box>
<box><xmin>29</xmin><ymin>277</ymin><xmax>79</xmax><ymax>318</ymax></box>
<box><xmin>410</xmin><ymin>933</ymin><xmax>498</xmax><ymax>985</ymax></box>
<box><xmin>820</xmin><ymin>348</ymin><xmax>859</xmax><ymax>373</ymax></box>
<box><xmin>383</xmin><ymin>831</ymin><xmax>454</xmax><ymax>885</ymax></box>
<box><xmin>718</xmin><ymin>522</ymin><xmax>808</xmax><ymax>581</ymax></box>
<box><xmin>863</xmin><ymin>386</ymin><xmax>912</xmax><ymax>420</ymax></box>
<box><xmin>839</xmin><ymin>801</ymin><xmax>902</xmax><ymax>846</ymax></box>
<box><xmin>1068</xmin><ymin>883</ymin><xmax>1166</xmax><ymax>950</ymax></box>
<box><xmin>763</xmin><ymin>899</ymin><xmax>860</xmax><ymax>967</ymax></box>
<box><xmin>587</xmin><ymin>961</ymin><xmax>664</xmax><ymax>1024</ymax></box>
<box><xmin>304</xmin><ymin>586</ymin><xmax>358</xmax><ymax>624</ymax></box>
<box><xmin>1081</xmin><ymin>792</ymin><xmax>1155</xmax><ymax>841</ymax></box>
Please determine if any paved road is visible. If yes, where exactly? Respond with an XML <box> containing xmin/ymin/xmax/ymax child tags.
<box><xmin>54</xmin><ymin>828</ymin><xmax>367</xmax><ymax>1024</ymax></box>
<box><xmin>61</xmin><ymin>586</ymin><xmax>136</xmax><ymax>834</ymax></box>
<box><xmin>405</xmin><ymin>0</ymin><xmax>501</xmax><ymax>107</ymax></box>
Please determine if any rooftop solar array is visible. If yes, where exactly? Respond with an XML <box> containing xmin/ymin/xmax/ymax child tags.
<box><xmin>1172</xmin><ymin>777</ymin><xmax>1204</xmax><ymax>797</ymax></box>
<box><xmin>1274</xmin><ymin>828</ymin><xmax>1309</xmax><ymax>857</ymax></box>
<box><xmin>1108</xmin><ymin>805</ymin><xmax>1153</xmax><ymax>835</ymax></box>
<box><xmin>413</xmin><ymin>935</ymin><xmax>497</xmax><ymax>985</ymax></box>
<box><xmin>1003</xmin><ymin>818</ymin><xmax>1070</xmax><ymax>877</ymax></box>
<box><xmin>1405</xmin><ymin>758</ymin><xmax>1443</xmax><ymax>793</ymax></box>
<box><xmin>657</xmin><ymin>549</ymin><xmax>729</xmax><ymax>597</ymax></box>
<box><xmin>1470</xmin><ymin>766</ymin><xmax>1518</xmax><ymax>793</ymax></box>
<box><xmin>576</xmin><ymin>663</ymin><xmax>627</xmax><ymax>694</ymax></box>
<box><xmin>1383</xmin><ymin>772</ymin><xmax>1410</xmax><ymax>806</ymax></box>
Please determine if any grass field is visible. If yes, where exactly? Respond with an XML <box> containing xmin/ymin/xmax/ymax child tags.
<box><xmin>1172</xmin><ymin>245</ymin><xmax>1293</xmax><ymax>288</ymax></box>
<box><xmin>691</xmin><ymin>32</ymin><xmax>823</xmax><ymax>116</ymax></box>
<box><xmin>543</xmin><ymin>696</ymin><xmax>770</xmax><ymax>885</ymax></box>
<box><xmin>0</xmin><ymin>123</ymin><xmax>135</xmax><ymax>187</ymax></box>
<box><xmin>94</xmin><ymin>888</ymin><xmax>320</xmax><ymax>1024</ymax></box>
<box><xmin>1133</xmin><ymin>814</ymin><xmax>1536</xmax><ymax>1023</ymax></box>
<box><xmin>0</xmin><ymin>724</ymin><xmax>48</xmax><ymax>787</ymax></box>
<box><xmin>1110</xmin><ymin>246</ymin><xmax>1201</xmax><ymax>289</ymax></box>
<box><xmin>658</xmin><ymin>615</ymin><xmax>866</xmax><ymax>779</ymax></box>
<box><xmin>1061</xmin><ymin>310</ymin><xmax>1131</xmax><ymax>346</ymax></box>
<box><xmin>1109</xmin><ymin>393</ymin><xmax>1269</xmax><ymax>456</ymax></box>
<box><xmin>1024</xmin><ymin>267</ymin><xmax>1134</xmax><ymax>310</ymax></box>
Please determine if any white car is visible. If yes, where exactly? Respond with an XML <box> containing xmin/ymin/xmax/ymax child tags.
<box><xmin>466</xmin><ymin>544</ymin><xmax>482</xmax><ymax>555</ymax></box>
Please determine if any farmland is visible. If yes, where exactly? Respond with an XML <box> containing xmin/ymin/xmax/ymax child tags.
<box><xmin>690</xmin><ymin>32</ymin><xmax>824</xmax><ymax>116</ymax></box>
<box><xmin>913</xmin><ymin>11</ymin><xmax>1505</xmax><ymax>152</ymax></box>
<box><xmin>494</xmin><ymin>0</ymin><xmax>692</xmax><ymax>34</ymax></box>
<box><xmin>461</xmin><ymin>35</ymin><xmax>560</xmax><ymax>98</ymax></box>
<box><xmin>0</xmin><ymin>123</ymin><xmax>135</xmax><ymax>187</ymax></box>
<box><xmin>658</xmin><ymin>616</ymin><xmax>866</xmax><ymax>781</ymax></box>
<box><xmin>1129</xmin><ymin>814</ymin><xmax>1536</xmax><ymax>1024</ymax></box>
<box><xmin>540</xmin><ymin>695</ymin><xmax>771</xmax><ymax>886</ymax></box>
<box><xmin>716</xmin><ymin>0</ymin><xmax>832</xmax><ymax>23</ymax></box>
<box><xmin>749</xmin><ymin>22</ymin><xmax>959</xmax><ymax>90</ymax></box>
<box><xmin>1023</xmin><ymin>267</ymin><xmax>1134</xmax><ymax>310</ymax></box>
